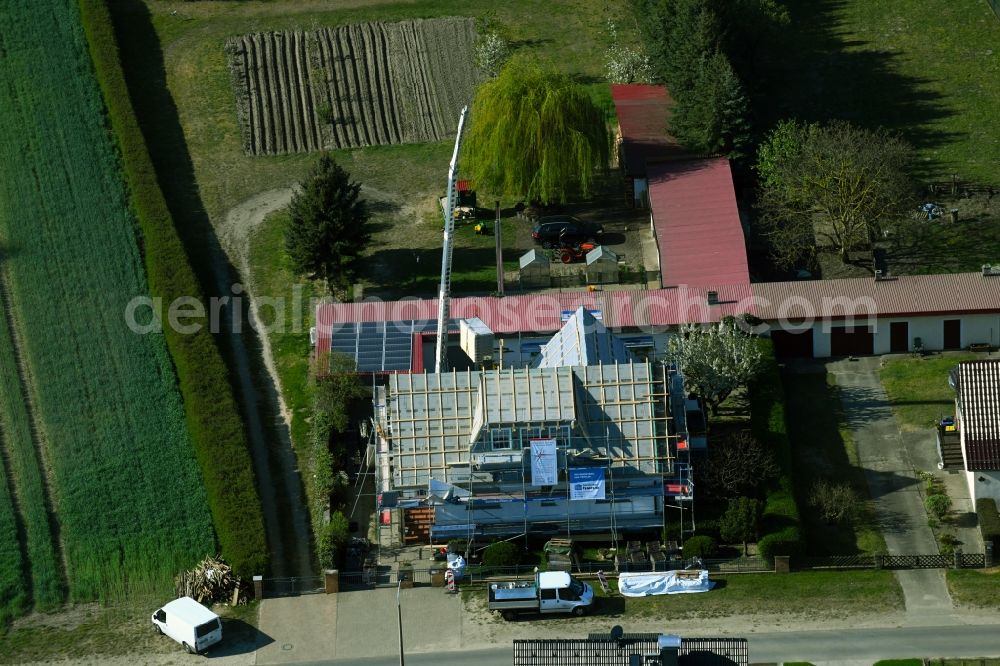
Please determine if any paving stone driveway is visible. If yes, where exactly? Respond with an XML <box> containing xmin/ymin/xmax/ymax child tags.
<box><xmin>827</xmin><ymin>357</ymin><xmax>954</xmax><ymax>618</ymax></box>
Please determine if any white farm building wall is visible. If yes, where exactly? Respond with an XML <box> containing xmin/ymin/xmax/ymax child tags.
<box><xmin>774</xmin><ymin>313</ymin><xmax>1000</xmax><ymax>358</ymax></box>
<box><xmin>967</xmin><ymin>470</ymin><xmax>1000</xmax><ymax>506</ymax></box>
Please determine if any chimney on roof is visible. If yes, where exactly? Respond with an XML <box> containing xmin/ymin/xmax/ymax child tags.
<box><xmin>706</xmin><ymin>290</ymin><xmax>719</xmax><ymax>305</ymax></box>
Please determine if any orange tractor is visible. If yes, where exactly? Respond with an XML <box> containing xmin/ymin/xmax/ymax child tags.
<box><xmin>558</xmin><ymin>240</ymin><xmax>599</xmax><ymax>264</ymax></box>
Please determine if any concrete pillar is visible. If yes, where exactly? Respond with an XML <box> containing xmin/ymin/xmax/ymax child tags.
<box><xmin>253</xmin><ymin>575</ymin><xmax>263</xmax><ymax>600</ymax></box>
<box><xmin>325</xmin><ymin>569</ymin><xmax>339</xmax><ymax>594</ymax></box>
<box><xmin>874</xmin><ymin>553</ymin><xmax>884</xmax><ymax>570</ymax></box>
<box><xmin>773</xmin><ymin>555</ymin><xmax>790</xmax><ymax>573</ymax></box>
<box><xmin>953</xmin><ymin>548</ymin><xmax>962</xmax><ymax>570</ymax></box>
<box><xmin>986</xmin><ymin>542</ymin><xmax>994</xmax><ymax>568</ymax></box>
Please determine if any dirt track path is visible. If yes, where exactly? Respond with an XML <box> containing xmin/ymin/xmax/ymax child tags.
<box><xmin>216</xmin><ymin>187</ymin><xmax>310</xmax><ymax>579</ymax></box>
<box><xmin>217</xmin><ymin>185</ymin><xmax>403</xmax><ymax>579</ymax></box>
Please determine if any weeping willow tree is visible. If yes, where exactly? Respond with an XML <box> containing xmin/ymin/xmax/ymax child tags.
<box><xmin>464</xmin><ymin>56</ymin><xmax>610</xmax><ymax>204</ymax></box>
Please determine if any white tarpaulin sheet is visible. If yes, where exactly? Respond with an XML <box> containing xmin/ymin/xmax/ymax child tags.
<box><xmin>616</xmin><ymin>570</ymin><xmax>714</xmax><ymax>597</ymax></box>
<box><xmin>530</xmin><ymin>439</ymin><xmax>558</xmax><ymax>486</ymax></box>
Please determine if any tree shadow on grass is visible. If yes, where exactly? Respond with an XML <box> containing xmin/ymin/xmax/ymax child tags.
<box><xmin>108</xmin><ymin>0</ymin><xmax>311</xmax><ymax>576</ymax></box>
<box><xmin>755</xmin><ymin>0</ymin><xmax>959</xmax><ymax>178</ymax></box>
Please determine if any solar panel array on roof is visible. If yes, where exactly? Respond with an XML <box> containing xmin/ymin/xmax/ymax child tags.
<box><xmin>329</xmin><ymin>319</ymin><xmax>457</xmax><ymax>373</ymax></box>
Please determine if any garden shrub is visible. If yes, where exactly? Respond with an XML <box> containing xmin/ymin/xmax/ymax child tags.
<box><xmin>482</xmin><ymin>541</ymin><xmax>521</xmax><ymax>567</ymax></box>
<box><xmin>317</xmin><ymin>512</ymin><xmax>350</xmax><ymax>570</ymax></box>
<box><xmin>682</xmin><ymin>535</ymin><xmax>718</xmax><ymax>558</ymax></box>
<box><xmin>77</xmin><ymin>0</ymin><xmax>267</xmax><ymax>575</ymax></box>
<box><xmin>925</xmin><ymin>493</ymin><xmax>952</xmax><ymax>521</ymax></box>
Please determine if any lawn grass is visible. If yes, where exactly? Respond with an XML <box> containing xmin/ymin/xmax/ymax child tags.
<box><xmin>247</xmin><ymin>211</ymin><xmax>321</xmax><ymax>454</ymax></box>
<box><xmin>946</xmin><ymin>568</ymin><xmax>1000</xmax><ymax>608</ymax></box>
<box><xmin>782</xmin><ymin>370</ymin><xmax>885</xmax><ymax>555</ymax></box>
<box><xmin>0</xmin><ymin>598</ymin><xmax>258</xmax><ymax>664</ymax></box>
<box><xmin>760</xmin><ymin>0</ymin><xmax>1000</xmax><ymax>185</ymax></box>
<box><xmin>880</xmin><ymin>353</ymin><xmax>977</xmax><ymax>431</ymax></box>
<box><xmin>873</xmin><ymin>661</ymin><xmax>923</xmax><ymax>666</ymax></box>
<box><xmin>607</xmin><ymin>570</ymin><xmax>902</xmax><ymax>620</ymax></box>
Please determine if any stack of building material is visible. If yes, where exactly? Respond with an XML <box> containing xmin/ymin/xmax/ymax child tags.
<box><xmin>174</xmin><ymin>556</ymin><xmax>246</xmax><ymax>605</ymax></box>
<box><xmin>544</xmin><ymin>538</ymin><xmax>580</xmax><ymax>572</ymax></box>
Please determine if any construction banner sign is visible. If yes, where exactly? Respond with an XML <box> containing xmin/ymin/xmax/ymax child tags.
<box><xmin>530</xmin><ymin>439</ymin><xmax>558</xmax><ymax>486</ymax></box>
<box><xmin>569</xmin><ymin>467</ymin><xmax>605</xmax><ymax>500</ymax></box>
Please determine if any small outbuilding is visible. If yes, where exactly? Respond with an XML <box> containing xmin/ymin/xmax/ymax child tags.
<box><xmin>519</xmin><ymin>249</ymin><xmax>551</xmax><ymax>288</ymax></box>
<box><xmin>585</xmin><ymin>245</ymin><xmax>619</xmax><ymax>284</ymax></box>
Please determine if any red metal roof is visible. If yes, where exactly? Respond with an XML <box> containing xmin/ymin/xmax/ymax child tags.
<box><xmin>315</xmin><ymin>272</ymin><xmax>1000</xmax><ymax>360</ymax></box>
<box><xmin>752</xmin><ymin>272</ymin><xmax>1000</xmax><ymax>321</ymax></box>
<box><xmin>648</xmin><ymin>158</ymin><xmax>750</xmax><ymax>289</ymax></box>
<box><xmin>610</xmin><ymin>84</ymin><xmax>686</xmax><ymax>176</ymax></box>
<box><xmin>315</xmin><ymin>285</ymin><xmax>755</xmax><ymax>355</ymax></box>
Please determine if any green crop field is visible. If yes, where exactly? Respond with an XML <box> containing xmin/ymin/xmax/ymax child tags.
<box><xmin>0</xmin><ymin>293</ymin><xmax>64</xmax><ymax>614</ymax></box>
<box><xmin>0</xmin><ymin>445</ymin><xmax>27</xmax><ymax>627</ymax></box>
<box><xmin>0</xmin><ymin>0</ymin><xmax>214</xmax><ymax>612</ymax></box>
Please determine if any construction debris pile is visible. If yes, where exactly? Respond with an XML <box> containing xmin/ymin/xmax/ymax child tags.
<box><xmin>175</xmin><ymin>556</ymin><xmax>248</xmax><ymax>605</ymax></box>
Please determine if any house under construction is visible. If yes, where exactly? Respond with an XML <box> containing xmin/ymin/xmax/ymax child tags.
<box><xmin>373</xmin><ymin>308</ymin><xmax>693</xmax><ymax>543</ymax></box>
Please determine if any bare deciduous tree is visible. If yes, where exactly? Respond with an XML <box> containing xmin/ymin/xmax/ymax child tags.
<box><xmin>704</xmin><ymin>431</ymin><xmax>778</xmax><ymax>498</ymax></box>
<box><xmin>810</xmin><ymin>480</ymin><xmax>862</xmax><ymax>526</ymax></box>
<box><xmin>755</xmin><ymin>120</ymin><xmax>916</xmax><ymax>268</ymax></box>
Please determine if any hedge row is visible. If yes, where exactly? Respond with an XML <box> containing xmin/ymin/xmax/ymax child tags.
<box><xmin>976</xmin><ymin>498</ymin><xmax>1000</xmax><ymax>550</ymax></box>
<box><xmin>77</xmin><ymin>0</ymin><xmax>268</xmax><ymax>576</ymax></box>
<box><xmin>749</xmin><ymin>339</ymin><xmax>804</xmax><ymax>559</ymax></box>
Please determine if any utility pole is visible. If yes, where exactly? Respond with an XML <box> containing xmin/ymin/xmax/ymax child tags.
<box><xmin>396</xmin><ymin>580</ymin><xmax>405</xmax><ymax>666</ymax></box>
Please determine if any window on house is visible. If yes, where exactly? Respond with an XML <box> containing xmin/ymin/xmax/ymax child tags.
<box><xmin>490</xmin><ymin>428</ymin><xmax>513</xmax><ymax>450</ymax></box>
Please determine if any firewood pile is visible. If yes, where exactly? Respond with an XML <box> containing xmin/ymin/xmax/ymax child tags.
<box><xmin>175</xmin><ymin>556</ymin><xmax>248</xmax><ymax>605</ymax></box>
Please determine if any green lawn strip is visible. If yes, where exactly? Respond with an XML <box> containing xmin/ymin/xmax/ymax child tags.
<box><xmin>873</xmin><ymin>660</ymin><xmax>923</xmax><ymax>666</ymax></box>
<box><xmin>80</xmin><ymin>0</ymin><xmax>268</xmax><ymax>577</ymax></box>
<box><xmin>747</xmin><ymin>341</ymin><xmax>803</xmax><ymax>558</ymax></box>
<box><xmin>606</xmin><ymin>571</ymin><xmax>902</xmax><ymax>620</ymax></box>
<box><xmin>247</xmin><ymin>212</ymin><xmax>318</xmax><ymax>456</ymax></box>
<box><xmin>759</xmin><ymin>0</ymin><xmax>1000</xmax><ymax>185</ymax></box>
<box><xmin>880</xmin><ymin>354</ymin><xmax>976</xmax><ymax>432</ymax></box>
<box><xmin>946</xmin><ymin>569</ymin><xmax>1000</xmax><ymax>608</ymax></box>
<box><xmin>782</xmin><ymin>370</ymin><xmax>885</xmax><ymax>555</ymax></box>
<box><xmin>0</xmin><ymin>298</ymin><xmax>64</xmax><ymax>611</ymax></box>
<box><xmin>0</xmin><ymin>2</ymin><xmax>216</xmax><ymax>601</ymax></box>
<box><xmin>0</xmin><ymin>598</ymin><xmax>258</xmax><ymax>663</ymax></box>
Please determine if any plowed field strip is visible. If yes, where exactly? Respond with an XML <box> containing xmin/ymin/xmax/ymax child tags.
<box><xmin>293</xmin><ymin>32</ymin><xmax>319</xmax><ymax>151</ymax></box>
<box><xmin>0</xmin><ymin>268</ymin><xmax>66</xmax><ymax>611</ymax></box>
<box><xmin>371</xmin><ymin>22</ymin><xmax>402</xmax><ymax>144</ymax></box>
<box><xmin>241</xmin><ymin>36</ymin><xmax>261</xmax><ymax>154</ymax></box>
<box><xmin>229</xmin><ymin>19</ymin><xmax>478</xmax><ymax>154</ymax></box>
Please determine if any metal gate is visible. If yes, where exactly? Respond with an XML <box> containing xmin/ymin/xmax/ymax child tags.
<box><xmin>261</xmin><ymin>576</ymin><xmax>325</xmax><ymax>597</ymax></box>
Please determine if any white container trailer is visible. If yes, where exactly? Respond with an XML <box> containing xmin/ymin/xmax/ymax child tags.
<box><xmin>152</xmin><ymin>596</ymin><xmax>223</xmax><ymax>654</ymax></box>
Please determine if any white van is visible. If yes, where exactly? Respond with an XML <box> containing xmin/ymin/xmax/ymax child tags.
<box><xmin>152</xmin><ymin>596</ymin><xmax>223</xmax><ymax>654</ymax></box>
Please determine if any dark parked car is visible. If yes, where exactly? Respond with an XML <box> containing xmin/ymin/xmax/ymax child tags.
<box><xmin>531</xmin><ymin>216</ymin><xmax>603</xmax><ymax>248</ymax></box>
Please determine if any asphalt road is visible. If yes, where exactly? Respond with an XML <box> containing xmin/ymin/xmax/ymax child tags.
<box><xmin>291</xmin><ymin>623</ymin><xmax>1000</xmax><ymax>666</ymax></box>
